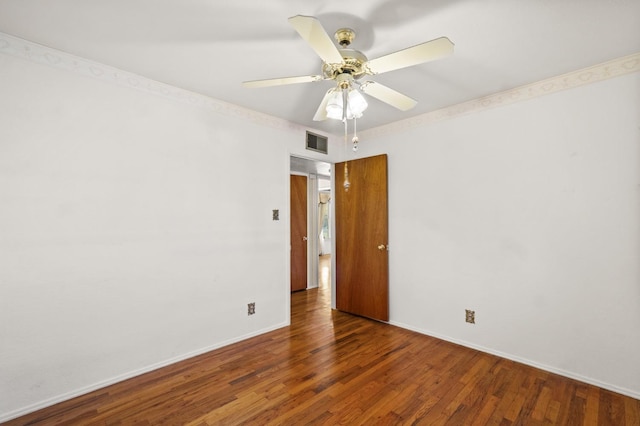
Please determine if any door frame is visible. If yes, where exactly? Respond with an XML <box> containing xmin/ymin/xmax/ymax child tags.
<box><xmin>288</xmin><ymin>154</ymin><xmax>387</xmax><ymax>315</ymax></box>
<box><xmin>289</xmin><ymin>156</ymin><xmax>333</xmax><ymax>298</ymax></box>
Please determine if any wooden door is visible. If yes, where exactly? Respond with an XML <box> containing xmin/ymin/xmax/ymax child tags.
<box><xmin>290</xmin><ymin>174</ymin><xmax>308</xmax><ymax>292</ymax></box>
<box><xmin>335</xmin><ymin>154</ymin><xmax>389</xmax><ymax>321</ymax></box>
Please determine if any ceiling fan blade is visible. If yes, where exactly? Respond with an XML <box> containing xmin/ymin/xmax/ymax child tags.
<box><xmin>243</xmin><ymin>75</ymin><xmax>324</xmax><ymax>88</ymax></box>
<box><xmin>366</xmin><ymin>37</ymin><xmax>454</xmax><ymax>75</ymax></box>
<box><xmin>360</xmin><ymin>81</ymin><xmax>417</xmax><ymax>111</ymax></box>
<box><xmin>288</xmin><ymin>15</ymin><xmax>344</xmax><ymax>64</ymax></box>
<box><xmin>313</xmin><ymin>89</ymin><xmax>334</xmax><ymax>121</ymax></box>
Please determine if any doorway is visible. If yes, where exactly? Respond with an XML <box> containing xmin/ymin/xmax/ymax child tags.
<box><xmin>289</xmin><ymin>154</ymin><xmax>389</xmax><ymax>320</ymax></box>
<box><xmin>289</xmin><ymin>156</ymin><xmax>332</xmax><ymax>296</ymax></box>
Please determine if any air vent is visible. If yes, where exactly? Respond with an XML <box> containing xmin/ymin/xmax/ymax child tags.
<box><xmin>306</xmin><ymin>131</ymin><xmax>328</xmax><ymax>154</ymax></box>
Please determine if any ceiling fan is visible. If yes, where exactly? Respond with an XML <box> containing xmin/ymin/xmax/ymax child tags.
<box><xmin>243</xmin><ymin>15</ymin><xmax>454</xmax><ymax>122</ymax></box>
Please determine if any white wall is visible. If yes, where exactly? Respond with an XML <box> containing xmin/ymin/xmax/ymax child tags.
<box><xmin>354</xmin><ymin>72</ymin><xmax>640</xmax><ymax>397</ymax></box>
<box><xmin>0</xmin><ymin>47</ymin><xmax>337</xmax><ymax>420</ymax></box>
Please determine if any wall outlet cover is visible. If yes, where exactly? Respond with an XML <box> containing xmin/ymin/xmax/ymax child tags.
<box><xmin>465</xmin><ymin>309</ymin><xmax>475</xmax><ymax>324</ymax></box>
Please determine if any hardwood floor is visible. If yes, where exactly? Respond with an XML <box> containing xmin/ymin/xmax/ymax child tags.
<box><xmin>319</xmin><ymin>254</ymin><xmax>331</xmax><ymax>289</ymax></box>
<box><xmin>6</xmin><ymin>283</ymin><xmax>639</xmax><ymax>425</ymax></box>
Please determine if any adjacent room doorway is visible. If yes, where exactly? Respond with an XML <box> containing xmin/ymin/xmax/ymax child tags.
<box><xmin>289</xmin><ymin>154</ymin><xmax>389</xmax><ymax>322</ymax></box>
<box><xmin>289</xmin><ymin>156</ymin><xmax>332</xmax><ymax>294</ymax></box>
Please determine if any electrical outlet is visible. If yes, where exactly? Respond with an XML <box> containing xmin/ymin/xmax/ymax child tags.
<box><xmin>248</xmin><ymin>302</ymin><xmax>256</xmax><ymax>315</ymax></box>
<box><xmin>465</xmin><ymin>309</ymin><xmax>475</xmax><ymax>324</ymax></box>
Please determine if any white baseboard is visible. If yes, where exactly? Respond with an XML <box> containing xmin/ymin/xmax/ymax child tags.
<box><xmin>388</xmin><ymin>320</ymin><xmax>640</xmax><ymax>400</ymax></box>
<box><xmin>0</xmin><ymin>322</ymin><xmax>288</xmax><ymax>423</ymax></box>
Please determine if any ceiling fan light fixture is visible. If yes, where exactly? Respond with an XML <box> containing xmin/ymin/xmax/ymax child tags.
<box><xmin>347</xmin><ymin>88</ymin><xmax>368</xmax><ymax>119</ymax></box>
<box><xmin>325</xmin><ymin>90</ymin><xmax>344</xmax><ymax>120</ymax></box>
<box><xmin>325</xmin><ymin>85</ymin><xmax>368</xmax><ymax>120</ymax></box>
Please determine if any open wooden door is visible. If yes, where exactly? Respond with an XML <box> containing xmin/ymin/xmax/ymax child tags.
<box><xmin>290</xmin><ymin>174</ymin><xmax>308</xmax><ymax>292</ymax></box>
<box><xmin>335</xmin><ymin>154</ymin><xmax>389</xmax><ymax>321</ymax></box>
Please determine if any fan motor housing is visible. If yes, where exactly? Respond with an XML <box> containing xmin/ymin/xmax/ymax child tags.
<box><xmin>323</xmin><ymin>48</ymin><xmax>369</xmax><ymax>80</ymax></box>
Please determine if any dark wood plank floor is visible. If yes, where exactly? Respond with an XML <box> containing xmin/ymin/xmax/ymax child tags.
<box><xmin>5</xmin><ymin>284</ymin><xmax>640</xmax><ymax>425</ymax></box>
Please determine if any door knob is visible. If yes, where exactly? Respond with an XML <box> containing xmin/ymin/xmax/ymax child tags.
<box><xmin>303</xmin><ymin>236</ymin><xmax>308</xmax><ymax>241</ymax></box>
<box><xmin>377</xmin><ymin>244</ymin><xmax>386</xmax><ymax>250</ymax></box>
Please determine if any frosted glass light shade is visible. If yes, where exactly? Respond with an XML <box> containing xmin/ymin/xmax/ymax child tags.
<box><xmin>325</xmin><ymin>87</ymin><xmax>368</xmax><ymax>120</ymax></box>
<box><xmin>325</xmin><ymin>90</ymin><xmax>344</xmax><ymax>120</ymax></box>
<box><xmin>347</xmin><ymin>89</ymin><xmax>368</xmax><ymax>119</ymax></box>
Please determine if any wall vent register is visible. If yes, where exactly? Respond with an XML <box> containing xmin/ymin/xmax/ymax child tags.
<box><xmin>306</xmin><ymin>131</ymin><xmax>328</xmax><ymax>154</ymax></box>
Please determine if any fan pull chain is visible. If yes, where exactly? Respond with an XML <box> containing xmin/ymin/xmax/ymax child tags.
<box><xmin>352</xmin><ymin>117</ymin><xmax>359</xmax><ymax>152</ymax></box>
<box><xmin>342</xmin><ymin>88</ymin><xmax>348</xmax><ymax>122</ymax></box>
<box><xmin>343</xmin><ymin>118</ymin><xmax>350</xmax><ymax>192</ymax></box>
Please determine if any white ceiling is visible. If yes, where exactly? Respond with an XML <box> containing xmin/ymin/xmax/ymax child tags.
<box><xmin>1</xmin><ymin>0</ymin><xmax>638</xmax><ymax>135</ymax></box>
